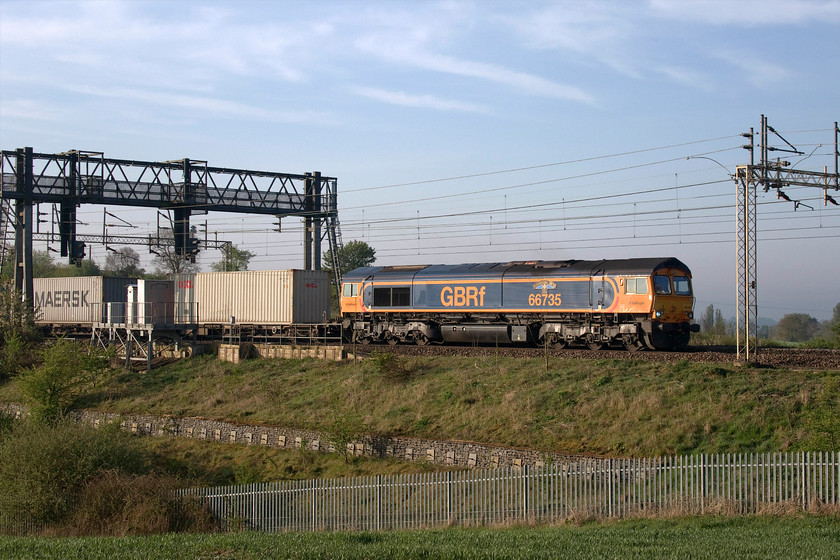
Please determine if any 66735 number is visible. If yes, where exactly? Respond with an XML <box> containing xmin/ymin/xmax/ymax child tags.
<box><xmin>528</xmin><ymin>293</ymin><xmax>562</xmax><ymax>306</ymax></box>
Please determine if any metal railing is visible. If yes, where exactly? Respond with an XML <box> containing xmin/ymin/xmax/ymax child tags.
<box><xmin>91</xmin><ymin>301</ymin><xmax>197</xmax><ymax>326</ymax></box>
<box><xmin>178</xmin><ymin>451</ymin><xmax>839</xmax><ymax>533</ymax></box>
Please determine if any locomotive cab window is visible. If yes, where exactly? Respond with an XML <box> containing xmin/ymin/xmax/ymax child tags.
<box><xmin>342</xmin><ymin>283</ymin><xmax>359</xmax><ymax>297</ymax></box>
<box><xmin>625</xmin><ymin>277</ymin><xmax>649</xmax><ymax>295</ymax></box>
<box><xmin>373</xmin><ymin>286</ymin><xmax>411</xmax><ymax>307</ymax></box>
<box><xmin>653</xmin><ymin>275</ymin><xmax>671</xmax><ymax>295</ymax></box>
<box><xmin>673</xmin><ymin>276</ymin><xmax>692</xmax><ymax>296</ymax></box>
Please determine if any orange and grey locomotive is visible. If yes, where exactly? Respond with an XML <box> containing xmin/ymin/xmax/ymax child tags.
<box><xmin>340</xmin><ymin>257</ymin><xmax>699</xmax><ymax>350</ymax></box>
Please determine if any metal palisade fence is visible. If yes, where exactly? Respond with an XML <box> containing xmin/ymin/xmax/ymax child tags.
<box><xmin>178</xmin><ymin>452</ymin><xmax>839</xmax><ymax>532</ymax></box>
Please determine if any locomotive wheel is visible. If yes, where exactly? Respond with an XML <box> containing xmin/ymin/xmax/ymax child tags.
<box><xmin>414</xmin><ymin>333</ymin><xmax>428</xmax><ymax>346</ymax></box>
<box><xmin>587</xmin><ymin>341</ymin><xmax>604</xmax><ymax>351</ymax></box>
<box><xmin>387</xmin><ymin>335</ymin><xmax>399</xmax><ymax>346</ymax></box>
<box><xmin>359</xmin><ymin>336</ymin><xmax>371</xmax><ymax>345</ymax></box>
<box><xmin>542</xmin><ymin>335</ymin><xmax>566</xmax><ymax>349</ymax></box>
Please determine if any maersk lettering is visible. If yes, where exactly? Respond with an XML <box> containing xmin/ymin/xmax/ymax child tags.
<box><xmin>440</xmin><ymin>285</ymin><xmax>486</xmax><ymax>307</ymax></box>
<box><xmin>33</xmin><ymin>290</ymin><xmax>90</xmax><ymax>308</ymax></box>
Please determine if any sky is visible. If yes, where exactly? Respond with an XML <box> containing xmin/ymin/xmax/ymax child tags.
<box><xmin>1</xmin><ymin>0</ymin><xmax>839</xmax><ymax>321</ymax></box>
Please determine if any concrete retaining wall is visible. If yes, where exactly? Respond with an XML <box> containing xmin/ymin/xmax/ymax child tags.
<box><xmin>218</xmin><ymin>344</ymin><xmax>345</xmax><ymax>363</ymax></box>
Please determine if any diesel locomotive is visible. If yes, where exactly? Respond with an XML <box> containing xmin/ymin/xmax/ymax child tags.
<box><xmin>340</xmin><ymin>257</ymin><xmax>700</xmax><ymax>351</ymax></box>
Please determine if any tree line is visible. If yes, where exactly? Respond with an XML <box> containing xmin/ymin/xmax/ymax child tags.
<box><xmin>699</xmin><ymin>303</ymin><xmax>840</xmax><ymax>345</ymax></box>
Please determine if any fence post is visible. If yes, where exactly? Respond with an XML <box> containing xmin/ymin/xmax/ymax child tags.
<box><xmin>523</xmin><ymin>465</ymin><xmax>530</xmax><ymax>522</ymax></box>
<box><xmin>447</xmin><ymin>471</ymin><xmax>453</xmax><ymax>524</ymax></box>
<box><xmin>700</xmin><ymin>453</ymin><xmax>706</xmax><ymax>515</ymax></box>
<box><xmin>311</xmin><ymin>478</ymin><xmax>318</xmax><ymax>531</ymax></box>
<box><xmin>377</xmin><ymin>475</ymin><xmax>382</xmax><ymax>531</ymax></box>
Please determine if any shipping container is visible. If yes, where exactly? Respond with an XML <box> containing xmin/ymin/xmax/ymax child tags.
<box><xmin>32</xmin><ymin>276</ymin><xmax>136</xmax><ymax>324</ymax></box>
<box><xmin>173</xmin><ymin>269</ymin><xmax>331</xmax><ymax>325</ymax></box>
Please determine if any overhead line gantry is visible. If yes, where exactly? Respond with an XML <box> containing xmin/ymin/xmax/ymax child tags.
<box><xmin>0</xmin><ymin>148</ymin><xmax>343</xmax><ymax>302</ymax></box>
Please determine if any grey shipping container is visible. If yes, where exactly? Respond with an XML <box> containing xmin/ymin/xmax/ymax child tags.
<box><xmin>173</xmin><ymin>270</ymin><xmax>331</xmax><ymax>325</ymax></box>
<box><xmin>32</xmin><ymin>276</ymin><xmax>136</xmax><ymax>324</ymax></box>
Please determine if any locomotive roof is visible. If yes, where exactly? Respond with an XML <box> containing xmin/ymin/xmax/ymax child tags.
<box><xmin>343</xmin><ymin>257</ymin><xmax>691</xmax><ymax>282</ymax></box>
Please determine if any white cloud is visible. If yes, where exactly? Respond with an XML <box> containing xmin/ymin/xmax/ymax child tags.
<box><xmin>0</xmin><ymin>1</ymin><xmax>320</xmax><ymax>86</ymax></box>
<box><xmin>648</xmin><ymin>0</ymin><xmax>840</xmax><ymax>25</ymax></box>
<box><xmin>712</xmin><ymin>52</ymin><xmax>791</xmax><ymax>86</ymax></box>
<box><xmin>62</xmin><ymin>85</ymin><xmax>336</xmax><ymax>125</ymax></box>
<box><xmin>0</xmin><ymin>99</ymin><xmax>62</xmax><ymax>121</ymax></box>
<box><xmin>349</xmin><ymin>86</ymin><xmax>490</xmax><ymax>113</ymax></box>
<box><xmin>496</xmin><ymin>2</ymin><xmax>642</xmax><ymax>78</ymax></box>
<box><xmin>654</xmin><ymin>66</ymin><xmax>715</xmax><ymax>91</ymax></box>
<box><xmin>355</xmin><ymin>36</ymin><xmax>595</xmax><ymax>104</ymax></box>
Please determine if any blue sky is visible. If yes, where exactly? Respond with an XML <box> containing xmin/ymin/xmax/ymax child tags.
<box><xmin>1</xmin><ymin>0</ymin><xmax>839</xmax><ymax>320</ymax></box>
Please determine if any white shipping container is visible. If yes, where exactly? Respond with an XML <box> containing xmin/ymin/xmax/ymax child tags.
<box><xmin>32</xmin><ymin>276</ymin><xmax>136</xmax><ymax>324</ymax></box>
<box><xmin>173</xmin><ymin>270</ymin><xmax>330</xmax><ymax>324</ymax></box>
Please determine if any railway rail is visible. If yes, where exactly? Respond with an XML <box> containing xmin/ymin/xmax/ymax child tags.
<box><xmin>346</xmin><ymin>344</ymin><xmax>840</xmax><ymax>370</ymax></box>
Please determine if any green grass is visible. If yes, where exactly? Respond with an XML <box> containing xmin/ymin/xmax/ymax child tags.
<box><xmin>2</xmin><ymin>352</ymin><xmax>838</xmax><ymax>457</ymax></box>
<box><xmin>135</xmin><ymin>435</ymin><xmax>455</xmax><ymax>487</ymax></box>
<box><xmin>1</xmin><ymin>516</ymin><xmax>838</xmax><ymax>559</ymax></box>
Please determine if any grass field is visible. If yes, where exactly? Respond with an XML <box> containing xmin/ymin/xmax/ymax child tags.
<box><xmin>2</xmin><ymin>516</ymin><xmax>838</xmax><ymax>560</ymax></box>
<box><xmin>2</xmin><ymin>352</ymin><xmax>833</xmax><ymax>457</ymax></box>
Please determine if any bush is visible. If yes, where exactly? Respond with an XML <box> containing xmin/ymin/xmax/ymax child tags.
<box><xmin>371</xmin><ymin>351</ymin><xmax>411</xmax><ymax>382</ymax></box>
<box><xmin>326</xmin><ymin>411</ymin><xmax>368</xmax><ymax>463</ymax></box>
<box><xmin>0</xmin><ymin>331</ymin><xmax>29</xmax><ymax>378</ymax></box>
<box><xmin>0</xmin><ymin>283</ymin><xmax>40</xmax><ymax>346</ymax></box>
<box><xmin>0</xmin><ymin>420</ymin><xmax>147</xmax><ymax>526</ymax></box>
<box><xmin>71</xmin><ymin>471</ymin><xmax>218</xmax><ymax>536</ymax></box>
<box><xmin>18</xmin><ymin>339</ymin><xmax>112</xmax><ymax>422</ymax></box>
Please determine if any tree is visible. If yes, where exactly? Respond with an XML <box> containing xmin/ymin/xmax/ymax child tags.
<box><xmin>104</xmin><ymin>247</ymin><xmax>145</xmax><ymax>278</ymax></box>
<box><xmin>773</xmin><ymin>313</ymin><xmax>819</xmax><ymax>342</ymax></box>
<box><xmin>33</xmin><ymin>250</ymin><xmax>57</xmax><ymax>277</ymax></box>
<box><xmin>714</xmin><ymin>309</ymin><xmax>727</xmax><ymax>337</ymax></box>
<box><xmin>0</xmin><ymin>244</ymin><xmax>12</xmax><ymax>281</ymax></box>
<box><xmin>151</xmin><ymin>231</ymin><xmax>200</xmax><ymax>277</ymax></box>
<box><xmin>322</xmin><ymin>240</ymin><xmax>376</xmax><ymax>277</ymax></box>
<box><xmin>210</xmin><ymin>244</ymin><xmax>255</xmax><ymax>272</ymax></box>
<box><xmin>0</xmin><ymin>282</ymin><xmax>40</xmax><ymax>377</ymax></box>
<box><xmin>700</xmin><ymin>304</ymin><xmax>715</xmax><ymax>333</ymax></box>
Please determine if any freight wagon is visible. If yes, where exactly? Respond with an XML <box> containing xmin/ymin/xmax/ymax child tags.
<box><xmin>172</xmin><ymin>269</ymin><xmax>333</xmax><ymax>340</ymax></box>
<box><xmin>32</xmin><ymin>276</ymin><xmax>137</xmax><ymax>334</ymax></box>
<box><xmin>32</xmin><ymin>270</ymin><xmax>334</xmax><ymax>343</ymax></box>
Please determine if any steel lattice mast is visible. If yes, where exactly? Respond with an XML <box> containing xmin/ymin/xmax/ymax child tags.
<box><xmin>735</xmin><ymin>116</ymin><xmax>840</xmax><ymax>361</ymax></box>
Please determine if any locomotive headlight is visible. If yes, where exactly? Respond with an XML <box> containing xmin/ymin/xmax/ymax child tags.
<box><xmin>655</xmin><ymin>310</ymin><xmax>663</xmax><ymax>318</ymax></box>
<box><xmin>687</xmin><ymin>311</ymin><xmax>694</xmax><ymax>319</ymax></box>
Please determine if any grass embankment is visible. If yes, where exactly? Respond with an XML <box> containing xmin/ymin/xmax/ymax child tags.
<box><xmin>2</xmin><ymin>352</ymin><xmax>836</xmax><ymax>457</ymax></box>
<box><xmin>2</xmin><ymin>516</ymin><xmax>838</xmax><ymax>560</ymax></box>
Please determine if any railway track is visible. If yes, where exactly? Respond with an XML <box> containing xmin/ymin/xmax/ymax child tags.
<box><xmin>347</xmin><ymin>343</ymin><xmax>840</xmax><ymax>370</ymax></box>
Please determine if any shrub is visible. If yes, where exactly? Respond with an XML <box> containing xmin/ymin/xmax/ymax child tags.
<box><xmin>71</xmin><ymin>471</ymin><xmax>218</xmax><ymax>536</ymax></box>
<box><xmin>326</xmin><ymin>411</ymin><xmax>368</xmax><ymax>463</ymax></box>
<box><xmin>0</xmin><ymin>420</ymin><xmax>147</xmax><ymax>526</ymax></box>
<box><xmin>0</xmin><ymin>331</ymin><xmax>29</xmax><ymax>378</ymax></box>
<box><xmin>18</xmin><ymin>339</ymin><xmax>112</xmax><ymax>422</ymax></box>
<box><xmin>371</xmin><ymin>351</ymin><xmax>410</xmax><ymax>382</ymax></box>
<box><xmin>0</xmin><ymin>283</ymin><xmax>40</xmax><ymax>346</ymax></box>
